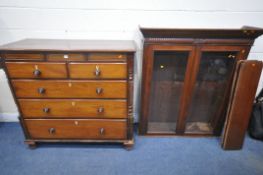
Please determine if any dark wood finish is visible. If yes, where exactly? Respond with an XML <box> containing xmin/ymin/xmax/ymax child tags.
<box><xmin>19</xmin><ymin>99</ymin><xmax>127</xmax><ymax>118</ymax></box>
<box><xmin>139</xmin><ymin>45</ymin><xmax>154</xmax><ymax>134</ymax></box>
<box><xmin>222</xmin><ymin>60</ymin><xmax>263</xmax><ymax>150</ymax></box>
<box><xmin>69</xmin><ymin>63</ymin><xmax>127</xmax><ymax>79</ymax></box>
<box><xmin>24</xmin><ymin>140</ymin><xmax>37</xmax><ymax>149</ymax></box>
<box><xmin>140</xmin><ymin>26</ymin><xmax>263</xmax><ymax>39</ymax></box>
<box><xmin>12</xmin><ymin>80</ymin><xmax>127</xmax><ymax>98</ymax></box>
<box><xmin>175</xmin><ymin>47</ymin><xmax>197</xmax><ymax>134</ymax></box>
<box><xmin>183</xmin><ymin>48</ymin><xmax>243</xmax><ymax>135</ymax></box>
<box><xmin>139</xmin><ymin>27</ymin><xmax>263</xmax><ymax>139</ymax></box>
<box><xmin>88</xmin><ymin>53</ymin><xmax>127</xmax><ymax>61</ymax></box>
<box><xmin>47</xmin><ymin>53</ymin><xmax>86</xmax><ymax>61</ymax></box>
<box><xmin>0</xmin><ymin>54</ymin><xmax>3</xmax><ymax>69</ymax></box>
<box><xmin>0</xmin><ymin>39</ymin><xmax>135</xmax><ymax>148</ymax></box>
<box><xmin>25</xmin><ymin>119</ymin><xmax>127</xmax><ymax>139</ymax></box>
<box><xmin>6</xmin><ymin>62</ymin><xmax>67</xmax><ymax>79</ymax></box>
<box><xmin>127</xmin><ymin>53</ymin><xmax>134</xmax><ymax>141</ymax></box>
<box><xmin>3</xmin><ymin>53</ymin><xmax>44</xmax><ymax>60</ymax></box>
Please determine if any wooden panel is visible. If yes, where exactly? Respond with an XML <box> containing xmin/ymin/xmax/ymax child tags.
<box><xmin>69</xmin><ymin>63</ymin><xmax>127</xmax><ymax>79</ymax></box>
<box><xmin>25</xmin><ymin>119</ymin><xmax>127</xmax><ymax>139</ymax></box>
<box><xmin>4</xmin><ymin>53</ymin><xmax>44</xmax><ymax>60</ymax></box>
<box><xmin>19</xmin><ymin>99</ymin><xmax>127</xmax><ymax>118</ymax></box>
<box><xmin>6</xmin><ymin>62</ymin><xmax>67</xmax><ymax>79</ymax></box>
<box><xmin>88</xmin><ymin>53</ymin><xmax>126</xmax><ymax>61</ymax></box>
<box><xmin>222</xmin><ymin>60</ymin><xmax>263</xmax><ymax>150</ymax></box>
<box><xmin>47</xmin><ymin>53</ymin><xmax>86</xmax><ymax>61</ymax></box>
<box><xmin>12</xmin><ymin>80</ymin><xmax>127</xmax><ymax>98</ymax></box>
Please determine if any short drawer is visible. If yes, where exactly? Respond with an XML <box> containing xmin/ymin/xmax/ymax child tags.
<box><xmin>12</xmin><ymin>80</ymin><xmax>127</xmax><ymax>98</ymax></box>
<box><xmin>6</xmin><ymin>62</ymin><xmax>67</xmax><ymax>79</ymax></box>
<box><xmin>88</xmin><ymin>53</ymin><xmax>126</xmax><ymax>61</ymax></box>
<box><xmin>25</xmin><ymin>119</ymin><xmax>127</xmax><ymax>139</ymax></box>
<box><xmin>47</xmin><ymin>53</ymin><xmax>86</xmax><ymax>61</ymax></box>
<box><xmin>69</xmin><ymin>63</ymin><xmax>127</xmax><ymax>79</ymax></box>
<box><xmin>4</xmin><ymin>53</ymin><xmax>44</xmax><ymax>60</ymax></box>
<box><xmin>19</xmin><ymin>99</ymin><xmax>127</xmax><ymax>118</ymax></box>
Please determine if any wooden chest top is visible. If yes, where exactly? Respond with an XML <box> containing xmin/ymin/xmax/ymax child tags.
<box><xmin>0</xmin><ymin>39</ymin><xmax>136</xmax><ymax>52</ymax></box>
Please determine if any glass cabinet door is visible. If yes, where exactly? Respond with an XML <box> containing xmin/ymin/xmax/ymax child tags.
<box><xmin>185</xmin><ymin>51</ymin><xmax>237</xmax><ymax>134</ymax></box>
<box><xmin>147</xmin><ymin>51</ymin><xmax>191</xmax><ymax>133</ymax></box>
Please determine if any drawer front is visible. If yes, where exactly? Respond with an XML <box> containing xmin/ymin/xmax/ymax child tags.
<box><xmin>47</xmin><ymin>54</ymin><xmax>86</xmax><ymax>61</ymax></box>
<box><xmin>12</xmin><ymin>80</ymin><xmax>127</xmax><ymax>98</ymax></box>
<box><xmin>25</xmin><ymin>119</ymin><xmax>127</xmax><ymax>139</ymax></box>
<box><xmin>88</xmin><ymin>53</ymin><xmax>126</xmax><ymax>61</ymax></box>
<box><xmin>4</xmin><ymin>53</ymin><xmax>44</xmax><ymax>60</ymax></box>
<box><xmin>69</xmin><ymin>63</ymin><xmax>127</xmax><ymax>79</ymax></box>
<box><xmin>6</xmin><ymin>62</ymin><xmax>67</xmax><ymax>79</ymax></box>
<box><xmin>19</xmin><ymin>99</ymin><xmax>127</xmax><ymax>118</ymax></box>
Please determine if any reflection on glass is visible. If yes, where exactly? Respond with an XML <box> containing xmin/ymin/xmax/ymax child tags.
<box><xmin>148</xmin><ymin>51</ymin><xmax>189</xmax><ymax>133</ymax></box>
<box><xmin>185</xmin><ymin>52</ymin><xmax>236</xmax><ymax>134</ymax></box>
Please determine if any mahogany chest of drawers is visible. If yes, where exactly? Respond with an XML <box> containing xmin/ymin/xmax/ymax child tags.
<box><xmin>0</xmin><ymin>39</ymin><xmax>135</xmax><ymax>149</ymax></box>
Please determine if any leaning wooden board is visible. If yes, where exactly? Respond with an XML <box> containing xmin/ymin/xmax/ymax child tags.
<box><xmin>222</xmin><ymin>60</ymin><xmax>263</xmax><ymax>150</ymax></box>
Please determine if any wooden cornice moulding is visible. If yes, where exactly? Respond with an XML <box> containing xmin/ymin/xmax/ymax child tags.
<box><xmin>140</xmin><ymin>26</ymin><xmax>263</xmax><ymax>40</ymax></box>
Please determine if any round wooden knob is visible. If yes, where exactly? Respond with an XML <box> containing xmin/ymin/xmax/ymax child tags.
<box><xmin>96</xmin><ymin>87</ymin><xmax>103</xmax><ymax>94</ymax></box>
<box><xmin>33</xmin><ymin>69</ymin><xmax>41</xmax><ymax>77</ymax></box>
<box><xmin>94</xmin><ymin>69</ymin><xmax>101</xmax><ymax>76</ymax></box>
<box><xmin>43</xmin><ymin>108</ymin><xmax>50</xmax><ymax>113</ymax></box>
<box><xmin>38</xmin><ymin>87</ymin><xmax>46</xmax><ymax>94</ymax></box>
<box><xmin>99</xmin><ymin>128</ymin><xmax>105</xmax><ymax>135</ymax></box>
<box><xmin>94</xmin><ymin>65</ymin><xmax>101</xmax><ymax>76</ymax></box>
<box><xmin>97</xmin><ymin>107</ymin><xmax>104</xmax><ymax>113</ymax></box>
<box><xmin>49</xmin><ymin>128</ymin><xmax>56</xmax><ymax>134</ymax></box>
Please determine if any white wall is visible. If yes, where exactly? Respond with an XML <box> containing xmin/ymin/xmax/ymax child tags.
<box><xmin>0</xmin><ymin>0</ymin><xmax>263</xmax><ymax>121</ymax></box>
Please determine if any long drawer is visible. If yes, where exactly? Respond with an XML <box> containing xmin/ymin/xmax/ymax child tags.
<box><xmin>25</xmin><ymin>119</ymin><xmax>127</xmax><ymax>139</ymax></box>
<box><xmin>12</xmin><ymin>80</ymin><xmax>127</xmax><ymax>98</ymax></box>
<box><xmin>19</xmin><ymin>99</ymin><xmax>127</xmax><ymax>118</ymax></box>
<box><xmin>69</xmin><ymin>63</ymin><xmax>127</xmax><ymax>79</ymax></box>
<box><xmin>6</xmin><ymin>62</ymin><xmax>67</xmax><ymax>78</ymax></box>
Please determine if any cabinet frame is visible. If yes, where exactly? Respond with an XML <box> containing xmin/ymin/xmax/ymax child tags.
<box><xmin>139</xmin><ymin>27</ymin><xmax>261</xmax><ymax>136</ymax></box>
<box><xmin>140</xmin><ymin>45</ymin><xmax>196</xmax><ymax>134</ymax></box>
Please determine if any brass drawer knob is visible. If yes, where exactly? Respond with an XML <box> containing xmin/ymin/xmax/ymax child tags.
<box><xmin>94</xmin><ymin>65</ymin><xmax>101</xmax><ymax>76</ymax></box>
<box><xmin>99</xmin><ymin>128</ymin><xmax>105</xmax><ymax>135</ymax></box>
<box><xmin>97</xmin><ymin>107</ymin><xmax>104</xmax><ymax>113</ymax></box>
<box><xmin>49</xmin><ymin>128</ymin><xmax>56</xmax><ymax>135</ymax></box>
<box><xmin>96</xmin><ymin>87</ymin><xmax>103</xmax><ymax>94</ymax></box>
<box><xmin>33</xmin><ymin>69</ymin><xmax>41</xmax><ymax>77</ymax></box>
<box><xmin>38</xmin><ymin>87</ymin><xmax>46</xmax><ymax>94</ymax></box>
<box><xmin>43</xmin><ymin>108</ymin><xmax>50</xmax><ymax>113</ymax></box>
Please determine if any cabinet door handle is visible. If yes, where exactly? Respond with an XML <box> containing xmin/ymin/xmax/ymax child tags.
<box><xmin>97</xmin><ymin>107</ymin><xmax>104</xmax><ymax>113</ymax></box>
<box><xmin>96</xmin><ymin>87</ymin><xmax>103</xmax><ymax>94</ymax></box>
<box><xmin>38</xmin><ymin>87</ymin><xmax>46</xmax><ymax>94</ymax></box>
<box><xmin>99</xmin><ymin>128</ymin><xmax>105</xmax><ymax>135</ymax></box>
<box><xmin>33</xmin><ymin>69</ymin><xmax>41</xmax><ymax>77</ymax></box>
<box><xmin>49</xmin><ymin>128</ymin><xmax>56</xmax><ymax>135</ymax></box>
<box><xmin>43</xmin><ymin>108</ymin><xmax>50</xmax><ymax>113</ymax></box>
<box><xmin>94</xmin><ymin>65</ymin><xmax>101</xmax><ymax>76</ymax></box>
